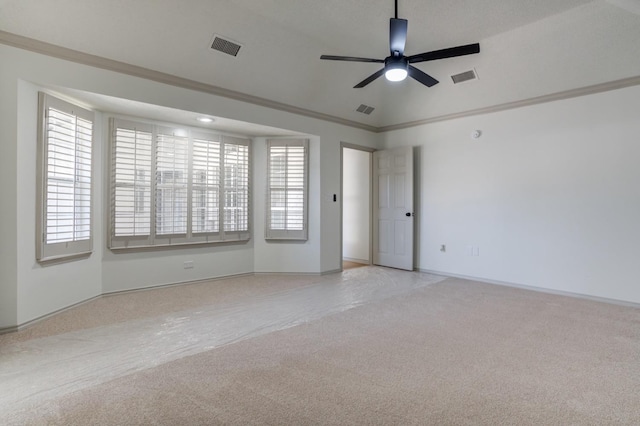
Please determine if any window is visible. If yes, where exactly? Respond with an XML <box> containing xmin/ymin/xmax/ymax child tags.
<box><xmin>37</xmin><ymin>93</ymin><xmax>94</xmax><ymax>262</ymax></box>
<box><xmin>266</xmin><ymin>139</ymin><xmax>309</xmax><ymax>240</ymax></box>
<box><xmin>110</xmin><ymin>118</ymin><xmax>250</xmax><ymax>249</ymax></box>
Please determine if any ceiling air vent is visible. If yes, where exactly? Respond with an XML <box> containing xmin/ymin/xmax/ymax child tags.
<box><xmin>451</xmin><ymin>69</ymin><xmax>478</xmax><ymax>84</ymax></box>
<box><xmin>356</xmin><ymin>104</ymin><xmax>375</xmax><ymax>115</ymax></box>
<box><xmin>209</xmin><ymin>34</ymin><xmax>242</xmax><ymax>57</ymax></box>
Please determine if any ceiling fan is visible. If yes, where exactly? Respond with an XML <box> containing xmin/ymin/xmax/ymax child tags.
<box><xmin>320</xmin><ymin>0</ymin><xmax>480</xmax><ymax>88</ymax></box>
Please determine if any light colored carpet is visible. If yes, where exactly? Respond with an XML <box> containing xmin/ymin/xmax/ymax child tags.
<box><xmin>1</xmin><ymin>268</ymin><xmax>639</xmax><ymax>425</ymax></box>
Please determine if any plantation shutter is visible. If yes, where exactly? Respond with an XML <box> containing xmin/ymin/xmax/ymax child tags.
<box><xmin>111</xmin><ymin>119</ymin><xmax>153</xmax><ymax>246</ymax></box>
<box><xmin>191</xmin><ymin>133</ymin><xmax>221</xmax><ymax>235</ymax></box>
<box><xmin>222</xmin><ymin>136</ymin><xmax>250</xmax><ymax>240</ymax></box>
<box><xmin>109</xmin><ymin>119</ymin><xmax>251</xmax><ymax>249</ymax></box>
<box><xmin>37</xmin><ymin>93</ymin><xmax>94</xmax><ymax>261</ymax></box>
<box><xmin>266</xmin><ymin>139</ymin><xmax>309</xmax><ymax>240</ymax></box>
<box><xmin>155</xmin><ymin>127</ymin><xmax>189</xmax><ymax>237</ymax></box>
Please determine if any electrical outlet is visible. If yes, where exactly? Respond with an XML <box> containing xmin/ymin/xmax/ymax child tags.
<box><xmin>473</xmin><ymin>246</ymin><xmax>480</xmax><ymax>256</ymax></box>
<box><xmin>183</xmin><ymin>261</ymin><xmax>194</xmax><ymax>269</ymax></box>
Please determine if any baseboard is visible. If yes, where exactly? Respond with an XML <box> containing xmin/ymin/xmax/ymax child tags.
<box><xmin>254</xmin><ymin>269</ymin><xmax>347</xmax><ymax>276</ymax></box>
<box><xmin>4</xmin><ymin>272</ymin><xmax>253</xmax><ymax>334</ymax></box>
<box><xmin>419</xmin><ymin>268</ymin><xmax>640</xmax><ymax>309</ymax></box>
<box><xmin>102</xmin><ymin>272</ymin><xmax>254</xmax><ymax>296</ymax></box>
<box><xmin>0</xmin><ymin>325</ymin><xmax>19</xmax><ymax>335</ymax></box>
<box><xmin>3</xmin><ymin>294</ymin><xmax>103</xmax><ymax>335</ymax></box>
<box><xmin>4</xmin><ymin>269</ymin><xmax>343</xmax><ymax>333</ymax></box>
<box><xmin>15</xmin><ymin>267</ymin><xmax>634</xmax><ymax>335</ymax></box>
<box><xmin>254</xmin><ymin>271</ymin><xmax>324</xmax><ymax>276</ymax></box>
<box><xmin>342</xmin><ymin>257</ymin><xmax>370</xmax><ymax>265</ymax></box>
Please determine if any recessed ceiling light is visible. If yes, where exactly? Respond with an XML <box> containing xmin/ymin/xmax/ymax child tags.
<box><xmin>197</xmin><ymin>117</ymin><xmax>214</xmax><ymax>123</ymax></box>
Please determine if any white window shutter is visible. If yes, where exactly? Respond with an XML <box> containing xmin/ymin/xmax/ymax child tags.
<box><xmin>222</xmin><ymin>136</ymin><xmax>250</xmax><ymax>240</ymax></box>
<box><xmin>109</xmin><ymin>119</ymin><xmax>251</xmax><ymax>249</ymax></box>
<box><xmin>155</xmin><ymin>127</ymin><xmax>189</xmax><ymax>236</ymax></box>
<box><xmin>191</xmin><ymin>134</ymin><xmax>222</xmax><ymax>235</ymax></box>
<box><xmin>111</xmin><ymin>120</ymin><xmax>153</xmax><ymax>242</ymax></box>
<box><xmin>37</xmin><ymin>93</ymin><xmax>94</xmax><ymax>262</ymax></box>
<box><xmin>266</xmin><ymin>139</ymin><xmax>309</xmax><ymax>240</ymax></box>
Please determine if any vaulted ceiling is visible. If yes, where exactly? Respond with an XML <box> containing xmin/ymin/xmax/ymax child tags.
<box><xmin>2</xmin><ymin>0</ymin><xmax>640</xmax><ymax>130</ymax></box>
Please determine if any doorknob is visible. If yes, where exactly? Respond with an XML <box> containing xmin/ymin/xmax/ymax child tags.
<box><xmin>405</xmin><ymin>212</ymin><xmax>412</xmax><ymax>217</ymax></box>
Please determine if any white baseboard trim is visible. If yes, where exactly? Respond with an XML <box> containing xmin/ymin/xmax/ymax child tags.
<box><xmin>4</xmin><ymin>272</ymin><xmax>253</xmax><ymax>334</ymax></box>
<box><xmin>253</xmin><ymin>269</ymin><xmax>345</xmax><ymax>276</ymax></box>
<box><xmin>102</xmin><ymin>272</ymin><xmax>254</xmax><ymax>296</ymax></box>
<box><xmin>0</xmin><ymin>325</ymin><xmax>19</xmax><ymax>335</ymax></box>
<box><xmin>342</xmin><ymin>257</ymin><xmax>370</xmax><ymax>265</ymax></box>
<box><xmin>5</xmin><ymin>269</ymin><xmax>352</xmax><ymax>333</ymax></box>
<box><xmin>17</xmin><ymin>267</ymin><xmax>635</xmax><ymax>334</ymax></box>
<box><xmin>254</xmin><ymin>271</ymin><xmax>324</xmax><ymax>276</ymax></box>
<box><xmin>419</xmin><ymin>268</ymin><xmax>640</xmax><ymax>309</ymax></box>
<box><xmin>1</xmin><ymin>294</ymin><xmax>103</xmax><ymax>335</ymax></box>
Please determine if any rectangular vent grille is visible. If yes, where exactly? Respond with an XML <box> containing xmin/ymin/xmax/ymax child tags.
<box><xmin>451</xmin><ymin>69</ymin><xmax>477</xmax><ymax>84</ymax></box>
<box><xmin>356</xmin><ymin>104</ymin><xmax>375</xmax><ymax>115</ymax></box>
<box><xmin>210</xmin><ymin>35</ymin><xmax>242</xmax><ymax>57</ymax></box>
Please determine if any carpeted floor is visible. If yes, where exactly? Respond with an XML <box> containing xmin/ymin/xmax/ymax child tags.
<box><xmin>1</xmin><ymin>268</ymin><xmax>639</xmax><ymax>425</ymax></box>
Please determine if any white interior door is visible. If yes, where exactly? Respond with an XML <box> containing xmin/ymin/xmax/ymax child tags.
<box><xmin>373</xmin><ymin>146</ymin><xmax>414</xmax><ymax>271</ymax></box>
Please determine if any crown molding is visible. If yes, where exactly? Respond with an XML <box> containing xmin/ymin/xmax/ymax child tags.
<box><xmin>0</xmin><ymin>30</ymin><xmax>377</xmax><ymax>133</ymax></box>
<box><xmin>2</xmin><ymin>30</ymin><xmax>640</xmax><ymax>134</ymax></box>
<box><xmin>377</xmin><ymin>74</ymin><xmax>640</xmax><ymax>132</ymax></box>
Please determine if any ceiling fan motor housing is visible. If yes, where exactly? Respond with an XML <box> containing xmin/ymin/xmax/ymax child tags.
<box><xmin>384</xmin><ymin>56</ymin><xmax>409</xmax><ymax>81</ymax></box>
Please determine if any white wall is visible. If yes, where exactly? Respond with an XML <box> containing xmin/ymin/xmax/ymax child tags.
<box><xmin>0</xmin><ymin>55</ymin><xmax>19</xmax><ymax>328</ymax></box>
<box><xmin>0</xmin><ymin>44</ymin><xmax>379</xmax><ymax>328</ymax></box>
<box><xmin>16</xmin><ymin>80</ymin><xmax>103</xmax><ymax>323</ymax></box>
<box><xmin>381</xmin><ymin>86</ymin><xmax>640</xmax><ymax>304</ymax></box>
<box><xmin>253</xmin><ymin>137</ymin><xmax>322</xmax><ymax>273</ymax></box>
<box><xmin>319</xmin><ymin>134</ymin><xmax>378</xmax><ymax>273</ymax></box>
<box><xmin>342</xmin><ymin>148</ymin><xmax>370</xmax><ymax>263</ymax></box>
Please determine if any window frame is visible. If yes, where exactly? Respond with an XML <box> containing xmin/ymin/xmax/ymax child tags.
<box><xmin>265</xmin><ymin>138</ymin><xmax>309</xmax><ymax>241</ymax></box>
<box><xmin>36</xmin><ymin>92</ymin><xmax>95</xmax><ymax>262</ymax></box>
<box><xmin>108</xmin><ymin>117</ymin><xmax>251</xmax><ymax>250</ymax></box>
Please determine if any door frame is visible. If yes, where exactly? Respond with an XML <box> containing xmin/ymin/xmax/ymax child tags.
<box><xmin>340</xmin><ymin>142</ymin><xmax>375</xmax><ymax>270</ymax></box>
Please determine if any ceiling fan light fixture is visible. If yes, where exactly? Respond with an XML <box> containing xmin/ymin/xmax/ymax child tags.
<box><xmin>385</xmin><ymin>67</ymin><xmax>408</xmax><ymax>82</ymax></box>
<box><xmin>384</xmin><ymin>57</ymin><xmax>408</xmax><ymax>82</ymax></box>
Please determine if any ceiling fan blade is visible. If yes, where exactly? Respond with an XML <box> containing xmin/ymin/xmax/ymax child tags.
<box><xmin>408</xmin><ymin>65</ymin><xmax>439</xmax><ymax>87</ymax></box>
<box><xmin>407</xmin><ymin>43</ymin><xmax>480</xmax><ymax>63</ymax></box>
<box><xmin>390</xmin><ymin>18</ymin><xmax>408</xmax><ymax>55</ymax></box>
<box><xmin>354</xmin><ymin>69</ymin><xmax>385</xmax><ymax>88</ymax></box>
<box><xmin>320</xmin><ymin>55</ymin><xmax>384</xmax><ymax>63</ymax></box>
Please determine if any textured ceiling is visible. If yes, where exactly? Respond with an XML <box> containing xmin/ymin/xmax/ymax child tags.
<box><xmin>2</xmin><ymin>0</ymin><xmax>640</xmax><ymax>129</ymax></box>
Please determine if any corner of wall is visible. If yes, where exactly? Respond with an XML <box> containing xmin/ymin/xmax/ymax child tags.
<box><xmin>0</xmin><ymin>62</ymin><xmax>18</xmax><ymax>328</ymax></box>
